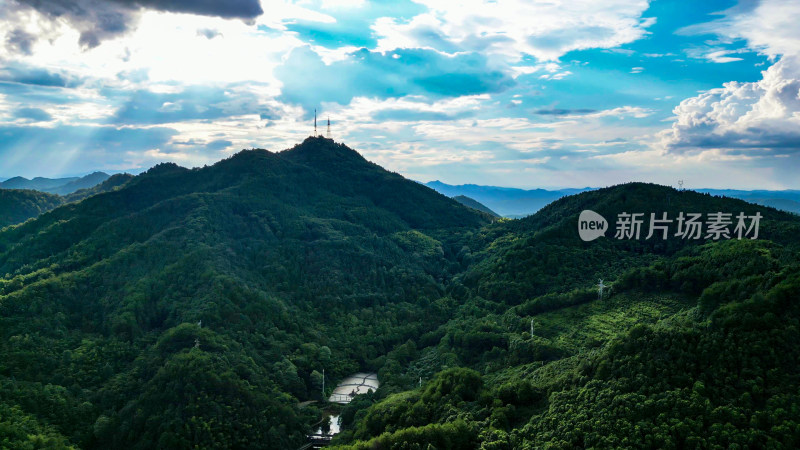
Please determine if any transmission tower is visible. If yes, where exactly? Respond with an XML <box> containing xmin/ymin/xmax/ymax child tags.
<box><xmin>597</xmin><ymin>279</ymin><xmax>608</xmax><ymax>300</ymax></box>
<box><xmin>327</xmin><ymin>116</ymin><xmax>331</xmax><ymax>138</ymax></box>
<box><xmin>678</xmin><ymin>179</ymin><xmax>684</xmax><ymax>190</ymax></box>
<box><xmin>314</xmin><ymin>109</ymin><xmax>317</xmax><ymax>136</ymax></box>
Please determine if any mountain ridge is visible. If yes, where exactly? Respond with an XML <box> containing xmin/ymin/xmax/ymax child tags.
<box><xmin>0</xmin><ymin>138</ymin><xmax>491</xmax><ymax>448</ymax></box>
<box><xmin>2</xmin><ymin>141</ymin><xmax>800</xmax><ymax>449</ymax></box>
<box><xmin>0</xmin><ymin>172</ymin><xmax>110</xmax><ymax>195</ymax></box>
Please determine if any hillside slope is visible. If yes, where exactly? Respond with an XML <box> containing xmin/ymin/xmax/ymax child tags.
<box><xmin>0</xmin><ymin>174</ymin><xmax>133</xmax><ymax>228</ymax></box>
<box><xmin>49</xmin><ymin>172</ymin><xmax>111</xmax><ymax>195</ymax></box>
<box><xmin>0</xmin><ymin>189</ymin><xmax>63</xmax><ymax>229</ymax></box>
<box><xmin>3</xmin><ymin>144</ymin><xmax>800</xmax><ymax>449</ymax></box>
<box><xmin>0</xmin><ymin>137</ymin><xmax>488</xmax><ymax>449</ymax></box>
<box><xmin>453</xmin><ymin>195</ymin><xmax>500</xmax><ymax>217</ymax></box>
<box><xmin>330</xmin><ymin>183</ymin><xmax>800</xmax><ymax>449</ymax></box>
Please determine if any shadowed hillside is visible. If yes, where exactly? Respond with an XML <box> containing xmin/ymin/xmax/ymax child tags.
<box><xmin>2</xmin><ymin>144</ymin><xmax>800</xmax><ymax>449</ymax></box>
<box><xmin>0</xmin><ymin>189</ymin><xmax>63</xmax><ymax>229</ymax></box>
<box><xmin>0</xmin><ymin>137</ymin><xmax>488</xmax><ymax>449</ymax></box>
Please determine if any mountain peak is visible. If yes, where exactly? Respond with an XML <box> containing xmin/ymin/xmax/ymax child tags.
<box><xmin>281</xmin><ymin>136</ymin><xmax>368</xmax><ymax>166</ymax></box>
<box><xmin>142</xmin><ymin>162</ymin><xmax>189</xmax><ymax>177</ymax></box>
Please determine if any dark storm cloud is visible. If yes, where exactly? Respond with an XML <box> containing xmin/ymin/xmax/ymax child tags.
<box><xmin>7</xmin><ymin>0</ymin><xmax>263</xmax><ymax>49</ymax></box>
<box><xmin>131</xmin><ymin>0</ymin><xmax>262</xmax><ymax>19</ymax></box>
<box><xmin>6</xmin><ymin>28</ymin><xmax>36</xmax><ymax>55</ymax></box>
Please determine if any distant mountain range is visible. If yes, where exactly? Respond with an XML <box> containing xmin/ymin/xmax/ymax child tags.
<box><xmin>2</xmin><ymin>139</ymin><xmax>800</xmax><ymax>449</ymax></box>
<box><xmin>697</xmin><ymin>189</ymin><xmax>800</xmax><ymax>215</ymax></box>
<box><xmin>426</xmin><ymin>181</ymin><xmax>800</xmax><ymax>217</ymax></box>
<box><xmin>0</xmin><ymin>172</ymin><xmax>110</xmax><ymax>195</ymax></box>
<box><xmin>0</xmin><ymin>174</ymin><xmax>134</xmax><ymax>228</ymax></box>
<box><xmin>424</xmin><ymin>181</ymin><xmax>593</xmax><ymax>217</ymax></box>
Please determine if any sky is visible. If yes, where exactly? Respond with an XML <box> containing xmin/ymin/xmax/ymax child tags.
<box><xmin>0</xmin><ymin>0</ymin><xmax>799</xmax><ymax>189</ymax></box>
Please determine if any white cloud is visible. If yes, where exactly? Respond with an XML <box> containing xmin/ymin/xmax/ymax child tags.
<box><xmin>372</xmin><ymin>0</ymin><xmax>654</xmax><ymax>62</ymax></box>
<box><xmin>539</xmin><ymin>70</ymin><xmax>573</xmax><ymax>80</ymax></box>
<box><xmin>0</xmin><ymin>2</ymin><xmax>320</xmax><ymax>86</ymax></box>
<box><xmin>704</xmin><ymin>50</ymin><xmax>744</xmax><ymax>63</ymax></box>
<box><xmin>661</xmin><ymin>0</ymin><xmax>800</xmax><ymax>157</ymax></box>
<box><xmin>680</xmin><ymin>0</ymin><xmax>800</xmax><ymax>59</ymax></box>
<box><xmin>660</xmin><ymin>55</ymin><xmax>800</xmax><ymax>154</ymax></box>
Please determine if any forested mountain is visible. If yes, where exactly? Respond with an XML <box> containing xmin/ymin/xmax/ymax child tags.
<box><xmin>48</xmin><ymin>172</ymin><xmax>112</xmax><ymax>196</ymax></box>
<box><xmin>0</xmin><ymin>137</ymin><xmax>488</xmax><ymax>449</ymax></box>
<box><xmin>0</xmin><ymin>174</ymin><xmax>133</xmax><ymax>228</ymax></box>
<box><xmin>0</xmin><ymin>176</ymin><xmax>79</xmax><ymax>191</ymax></box>
<box><xmin>63</xmin><ymin>174</ymin><xmax>135</xmax><ymax>203</ymax></box>
<box><xmin>0</xmin><ymin>189</ymin><xmax>63</xmax><ymax>229</ymax></box>
<box><xmin>427</xmin><ymin>181</ymin><xmax>800</xmax><ymax>218</ymax></box>
<box><xmin>0</xmin><ymin>172</ymin><xmax>110</xmax><ymax>195</ymax></box>
<box><xmin>2</xmin><ymin>139</ymin><xmax>800</xmax><ymax>449</ymax></box>
<box><xmin>453</xmin><ymin>195</ymin><xmax>500</xmax><ymax>218</ymax></box>
<box><xmin>331</xmin><ymin>183</ymin><xmax>800</xmax><ymax>449</ymax></box>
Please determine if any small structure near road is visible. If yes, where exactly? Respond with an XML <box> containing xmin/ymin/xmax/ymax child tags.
<box><xmin>328</xmin><ymin>372</ymin><xmax>379</xmax><ymax>404</ymax></box>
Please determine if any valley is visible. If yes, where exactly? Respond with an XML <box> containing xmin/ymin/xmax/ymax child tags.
<box><xmin>1</xmin><ymin>138</ymin><xmax>799</xmax><ymax>449</ymax></box>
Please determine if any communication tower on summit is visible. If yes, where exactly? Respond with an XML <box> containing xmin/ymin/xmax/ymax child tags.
<box><xmin>311</xmin><ymin>109</ymin><xmax>331</xmax><ymax>138</ymax></box>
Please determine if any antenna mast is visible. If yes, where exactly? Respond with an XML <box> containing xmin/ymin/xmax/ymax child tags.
<box><xmin>314</xmin><ymin>109</ymin><xmax>317</xmax><ymax>136</ymax></box>
<box><xmin>327</xmin><ymin>116</ymin><xmax>331</xmax><ymax>139</ymax></box>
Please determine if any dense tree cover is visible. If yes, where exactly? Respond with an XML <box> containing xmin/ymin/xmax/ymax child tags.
<box><xmin>453</xmin><ymin>196</ymin><xmax>500</xmax><ymax>218</ymax></box>
<box><xmin>0</xmin><ymin>174</ymin><xmax>133</xmax><ymax>229</ymax></box>
<box><xmin>0</xmin><ymin>138</ymin><xmax>488</xmax><ymax>449</ymax></box>
<box><xmin>2</xmin><ymin>139</ymin><xmax>800</xmax><ymax>449</ymax></box>
<box><xmin>518</xmin><ymin>265</ymin><xmax>800</xmax><ymax>448</ymax></box>
<box><xmin>64</xmin><ymin>174</ymin><xmax>134</xmax><ymax>203</ymax></box>
<box><xmin>332</xmin><ymin>184</ymin><xmax>800</xmax><ymax>449</ymax></box>
<box><xmin>0</xmin><ymin>189</ymin><xmax>62</xmax><ymax>228</ymax></box>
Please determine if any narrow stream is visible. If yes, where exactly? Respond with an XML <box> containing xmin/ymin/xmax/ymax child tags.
<box><xmin>304</xmin><ymin>372</ymin><xmax>379</xmax><ymax>448</ymax></box>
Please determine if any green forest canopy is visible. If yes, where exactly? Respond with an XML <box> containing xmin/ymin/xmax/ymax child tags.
<box><xmin>1</xmin><ymin>137</ymin><xmax>799</xmax><ymax>449</ymax></box>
